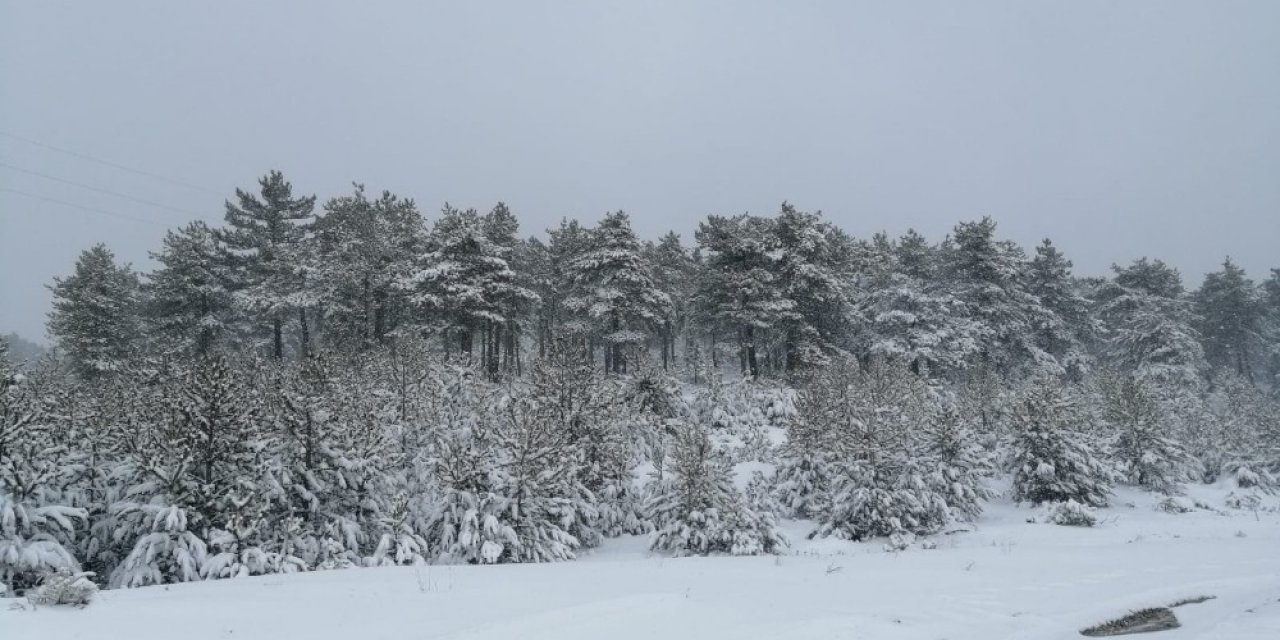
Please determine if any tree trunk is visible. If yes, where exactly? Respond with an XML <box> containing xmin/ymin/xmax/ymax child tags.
<box><xmin>488</xmin><ymin>322</ymin><xmax>500</xmax><ymax>380</ymax></box>
<box><xmin>661</xmin><ymin>330</ymin><xmax>669</xmax><ymax>370</ymax></box>
<box><xmin>299</xmin><ymin>308</ymin><xmax>310</xmax><ymax>358</ymax></box>
<box><xmin>784</xmin><ymin>330</ymin><xmax>797</xmax><ymax>372</ymax></box>
<box><xmin>505</xmin><ymin>322</ymin><xmax>517</xmax><ymax>373</ymax></box>
<box><xmin>272</xmin><ymin>316</ymin><xmax>284</xmax><ymax>360</ymax></box>
<box><xmin>710</xmin><ymin>334</ymin><xmax>719</xmax><ymax>372</ymax></box>
<box><xmin>460</xmin><ymin>329</ymin><xmax>473</xmax><ymax>362</ymax></box>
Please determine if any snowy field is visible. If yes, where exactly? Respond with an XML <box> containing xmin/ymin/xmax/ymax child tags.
<box><xmin>6</xmin><ymin>482</ymin><xmax>1278</xmax><ymax>640</ymax></box>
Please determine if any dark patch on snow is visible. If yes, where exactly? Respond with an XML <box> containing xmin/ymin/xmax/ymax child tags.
<box><xmin>1166</xmin><ymin>595</ymin><xmax>1215</xmax><ymax>608</ymax></box>
<box><xmin>1080</xmin><ymin>608</ymin><xmax>1179</xmax><ymax>636</ymax></box>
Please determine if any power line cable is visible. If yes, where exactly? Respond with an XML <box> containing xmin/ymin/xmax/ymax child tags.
<box><xmin>0</xmin><ymin>130</ymin><xmax>223</xmax><ymax>196</ymax></box>
<box><xmin>0</xmin><ymin>186</ymin><xmax>169</xmax><ymax>227</ymax></box>
<box><xmin>0</xmin><ymin>160</ymin><xmax>210</xmax><ymax>218</ymax></box>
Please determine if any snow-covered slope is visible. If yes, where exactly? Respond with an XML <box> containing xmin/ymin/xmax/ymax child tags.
<box><xmin>6</xmin><ymin>485</ymin><xmax>1279</xmax><ymax>640</ymax></box>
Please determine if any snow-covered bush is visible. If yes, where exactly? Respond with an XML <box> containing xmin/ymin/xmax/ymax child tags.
<box><xmin>798</xmin><ymin>358</ymin><xmax>980</xmax><ymax>540</ymax></box>
<box><xmin>743</xmin><ymin>469</ymin><xmax>783</xmax><ymax>517</ymax></box>
<box><xmin>202</xmin><ymin>532</ymin><xmax>308</xmax><ymax>579</ymax></box>
<box><xmin>647</xmin><ymin>423</ymin><xmax>785</xmax><ymax>556</ymax></box>
<box><xmin>815</xmin><ymin>458</ymin><xmax>952</xmax><ymax>541</ymax></box>
<box><xmin>1193</xmin><ymin>372</ymin><xmax>1278</xmax><ymax>483</ymax></box>
<box><xmin>1229</xmin><ymin>465</ymin><xmax>1274</xmax><ymax>491</ymax></box>
<box><xmin>27</xmin><ymin>567</ymin><xmax>97</xmax><ymax>606</ymax></box>
<box><xmin>594</xmin><ymin>478</ymin><xmax>652</xmax><ymax>537</ymax></box>
<box><xmin>0</xmin><ymin>494</ymin><xmax>86</xmax><ymax>596</ymax></box>
<box><xmin>417</xmin><ymin>374</ymin><xmax>595</xmax><ymax>564</ymax></box>
<box><xmin>1155</xmin><ymin>496</ymin><xmax>1195</xmax><ymax>514</ymax></box>
<box><xmin>1042</xmin><ymin>500</ymin><xmax>1098</xmax><ymax>527</ymax></box>
<box><xmin>919</xmin><ymin>399</ymin><xmax>994</xmax><ymax>522</ymax></box>
<box><xmin>1223</xmin><ymin>491</ymin><xmax>1264</xmax><ymax>511</ymax></box>
<box><xmin>109</xmin><ymin>504</ymin><xmax>208</xmax><ymax>588</ymax></box>
<box><xmin>1103</xmin><ymin>375</ymin><xmax>1199</xmax><ymax>493</ymax></box>
<box><xmin>418</xmin><ymin>488</ymin><xmax>520</xmax><ymax>564</ymax></box>
<box><xmin>1008</xmin><ymin>378</ymin><xmax>1112</xmax><ymax>507</ymax></box>
<box><xmin>771</xmin><ymin>452</ymin><xmax>834</xmax><ymax>519</ymax></box>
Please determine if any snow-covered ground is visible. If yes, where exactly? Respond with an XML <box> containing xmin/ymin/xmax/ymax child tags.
<box><xmin>7</xmin><ymin>483</ymin><xmax>1279</xmax><ymax>640</ymax></box>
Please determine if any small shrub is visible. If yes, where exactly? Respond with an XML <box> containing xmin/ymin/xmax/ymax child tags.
<box><xmin>1042</xmin><ymin>499</ymin><xmax>1097</xmax><ymax>527</ymax></box>
<box><xmin>1155</xmin><ymin>496</ymin><xmax>1195</xmax><ymax>514</ymax></box>
<box><xmin>1224</xmin><ymin>491</ymin><xmax>1262</xmax><ymax>511</ymax></box>
<box><xmin>27</xmin><ymin>568</ymin><xmax>97</xmax><ymax>606</ymax></box>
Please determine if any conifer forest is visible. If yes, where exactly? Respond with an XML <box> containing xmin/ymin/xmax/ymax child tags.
<box><xmin>4</xmin><ymin>169</ymin><xmax>1278</xmax><ymax>600</ymax></box>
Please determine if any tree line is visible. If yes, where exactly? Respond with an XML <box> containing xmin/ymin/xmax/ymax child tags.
<box><xmin>2</xmin><ymin>170</ymin><xmax>1278</xmax><ymax>596</ymax></box>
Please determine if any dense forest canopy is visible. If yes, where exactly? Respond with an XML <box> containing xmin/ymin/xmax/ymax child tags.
<box><xmin>3</xmin><ymin>170</ymin><xmax>1278</xmax><ymax>596</ymax></box>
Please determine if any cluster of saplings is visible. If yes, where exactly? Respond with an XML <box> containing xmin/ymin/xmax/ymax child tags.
<box><xmin>4</xmin><ymin>170</ymin><xmax>1279</xmax><ymax>595</ymax></box>
<box><xmin>3</xmin><ymin>338</ymin><xmax>1275</xmax><ymax>596</ymax></box>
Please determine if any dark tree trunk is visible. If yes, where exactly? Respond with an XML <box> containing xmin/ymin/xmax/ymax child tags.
<box><xmin>784</xmin><ymin>331</ymin><xmax>798</xmax><ymax>372</ymax></box>
<box><xmin>272</xmin><ymin>316</ymin><xmax>284</xmax><ymax>360</ymax></box>
<box><xmin>661</xmin><ymin>330</ymin><xmax>670</xmax><ymax>370</ymax></box>
<box><xmin>299</xmin><ymin>308</ymin><xmax>310</xmax><ymax>358</ymax></box>
<box><xmin>460</xmin><ymin>329</ymin><xmax>473</xmax><ymax>361</ymax></box>
<box><xmin>505</xmin><ymin>321</ymin><xmax>517</xmax><ymax>373</ymax></box>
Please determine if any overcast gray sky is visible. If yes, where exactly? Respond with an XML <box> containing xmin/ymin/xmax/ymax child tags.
<box><xmin>2</xmin><ymin>1</ymin><xmax>1277</xmax><ymax>343</ymax></box>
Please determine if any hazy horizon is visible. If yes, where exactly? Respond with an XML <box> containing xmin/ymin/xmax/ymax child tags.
<box><xmin>4</xmin><ymin>1</ymin><xmax>1278</xmax><ymax>343</ymax></box>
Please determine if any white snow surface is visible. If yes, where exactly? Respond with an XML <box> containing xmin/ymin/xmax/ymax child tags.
<box><xmin>7</xmin><ymin>483</ymin><xmax>1280</xmax><ymax>640</ymax></box>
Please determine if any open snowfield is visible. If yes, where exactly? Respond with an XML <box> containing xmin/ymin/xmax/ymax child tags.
<box><xmin>6</xmin><ymin>483</ymin><xmax>1279</xmax><ymax>640</ymax></box>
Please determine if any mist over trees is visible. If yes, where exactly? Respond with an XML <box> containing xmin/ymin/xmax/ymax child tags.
<box><xmin>4</xmin><ymin>170</ymin><xmax>1279</xmax><ymax>595</ymax></box>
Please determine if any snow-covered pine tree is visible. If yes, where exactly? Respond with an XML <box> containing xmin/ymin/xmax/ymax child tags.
<box><xmin>1095</xmin><ymin>258</ymin><xmax>1206</xmax><ymax>388</ymax></box>
<box><xmin>309</xmin><ymin>185</ymin><xmax>424</xmax><ymax>349</ymax></box>
<box><xmin>528</xmin><ymin>218</ymin><xmax>593</xmax><ymax>355</ymax></box>
<box><xmin>806</xmin><ymin>357</ymin><xmax>953</xmax><ymax>541</ymax></box>
<box><xmin>919</xmin><ymin>396</ymin><xmax>994</xmax><ymax>522</ymax></box>
<box><xmin>564</xmin><ymin>211</ymin><xmax>671</xmax><ymax>375</ymax></box>
<box><xmin>1260</xmin><ymin>269</ymin><xmax>1280</xmax><ymax>387</ymax></box>
<box><xmin>490</xmin><ymin>384</ymin><xmax>594</xmax><ymax>562</ymax></box>
<box><xmin>482</xmin><ymin>203</ymin><xmax>538</xmax><ymax>376</ymax></box>
<box><xmin>264</xmin><ymin>353</ymin><xmax>410</xmax><ymax>568</ymax></box>
<box><xmin>1027</xmin><ymin>239</ymin><xmax>1095</xmax><ymax>380</ymax></box>
<box><xmin>1197</xmin><ymin>371</ymin><xmax>1278</xmax><ymax>486</ymax></box>
<box><xmin>217</xmin><ymin>170</ymin><xmax>318</xmax><ymax>360</ymax></box>
<box><xmin>694</xmin><ymin>214</ymin><xmax>796</xmax><ymax>378</ymax></box>
<box><xmin>46</xmin><ymin>244</ymin><xmax>141</xmax><ymax>379</ymax></box>
<box><xmin>772</xmin><ymin>203</ymin><xmax>855</xmax><ymax>371</ymax></box>
<box><xmin>412</xmin><ymin>368</ymin><xmax>520</xmax><ymax>564</ymax></box>
<box><xmin>772</xmin><ymin>393</ymin><xmax>836</xmax><ymax>520</ymax></box>
<box><xmin>1102</xmin><ymin>373</ymin><xmax>1198</xmax><ymax>493</ymax></box>
<box><xmin>644</xmin><ymin>231</ymin><xmax>698</xmax><ymax>371</ymax></box>
<box><xmin>59</xmin><ymin>373</ymin><xmax>140</xmax><ymax>586</ymax></box>
<box><xmin>146</xmin><ymin>221</ymin><xmax>234</xmax><ymax>357</ymax></box>
<box><xmin>111</xmin><ymin>356</ymin><xmax>282</xmax><ymax>586</ymax></box>
<box><xmin>1008</xmin><ymin>376</ymin><xmax>1112</xmax><ymax>507</ymax></box>
<box><xmin>1193</xmin><ymin>258</ymin><xmax>1263</xmax><ymax>381</ymax></box>
<box><xmin>942</xmin><ymin>218</ymin><xmax>1049</xmax><ymax>376</ymax></box>
<box><xmin>853</xmin><ymin>231</ymin><xmax>979</xmax><ymax>377</ymax></box>
<box><xmin>647</xmin><ymin>420</ymin><xmax>784</xmax><ymax>556</ymax></box>
<box><xmin>1</xmin><ymin>352</ymin><xmax>86</xmax><ymax>595</ymax></box>
<box><xmin>533</xmin><ymin>343</ymin><xmax>648</xmax><ymax>539</ymax></box>
<box><xmin>401</xmin><ymin>205</ymin><xmax>537</xmax><ymax>377</ymax></box>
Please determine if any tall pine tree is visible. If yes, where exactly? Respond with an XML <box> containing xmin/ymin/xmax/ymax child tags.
<box><xmin>47</xmin><ymin>244</ymin><xmax>141</xmax><ymax>378</ymax></box>
<box><xmin>218</xmin><ymin>171</ymin><xmax>317</xmax><ymax>360</ymax></box>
